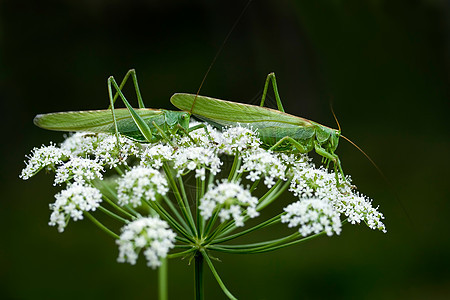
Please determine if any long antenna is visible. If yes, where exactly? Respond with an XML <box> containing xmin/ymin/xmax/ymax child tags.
<box><xmin>190</xmin><ymin>0</ymin><xmax>253</xmax><ymax>114</ymax></box>
<box><xmin>341</xmin><ymin>134</ymin><xmax>412</xmax><ymax>223</ymax></box>
<box><xmin>341</xmin><ymin>135</ymin><xmax>383</xmax><ymax>177</ymax></box>
<box><xmin>329</xmin><ymin>97</ymin><xmax>341</xmax><ymax>132</ymax></box>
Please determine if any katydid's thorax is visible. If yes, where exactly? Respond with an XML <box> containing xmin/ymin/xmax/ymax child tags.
<box><xmin>161</xmin><ymin>110</ymin><xmax>190</xmax><ymax>132</ymax></box>
<box><xmin>311</xmin><ymin>122</ymin><xmax>340</xmax><ymax>152</ymax></box>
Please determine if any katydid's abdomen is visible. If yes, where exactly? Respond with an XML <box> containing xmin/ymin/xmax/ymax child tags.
<box><xmin>34</xmin><ymin>108</ymin><xmax>167</xmax><ymax>142</ymax></box>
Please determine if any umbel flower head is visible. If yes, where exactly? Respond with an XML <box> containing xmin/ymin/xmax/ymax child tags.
<box><xmin>21</xmin><ymin>121</ymin><xmax>386</xmax><ymax>298</ymax></box>
<box><xmin>116</xmin><ymin>217</ymin><xmax>176</xmax><ymax>269</ymax></box>
<box><xmin>49</xmin><ymin>183</ymin><xmax>102</xmax><ymax>232</ymax></box>
<box><xmin>199</xmin><ymin>181</ymin><xmax>259</xmax><ymax>227</ymax></box>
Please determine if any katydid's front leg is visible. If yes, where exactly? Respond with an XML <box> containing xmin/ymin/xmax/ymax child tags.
<box><xmin>107</xmin><ymin>76</ymin><xmax>154</xmax><ymax>144</ymax></box>
<box><xmin>314</xmin><ymin>141</ymin><xmax>345</xmax><ymax>183</ymax></box>
<box><xmin>260</xmin><ymin>72</ymin><xmax>285</xmax><ymax>112</ymax></box>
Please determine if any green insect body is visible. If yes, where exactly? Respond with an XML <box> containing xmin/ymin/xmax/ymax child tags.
<box><xmin>33</xmin><ymin>69</ymin><xmax>202</xmax><ymax>146</ymax></box>
<box><xmin>34</xmin><ymin>109</ymin><xmax>190</xmax><ymax>143</ymax></box>
<box><xmin>170</xmin><ymin>73</ymin><xmax>344</xmax><ymax>181</ymax></box>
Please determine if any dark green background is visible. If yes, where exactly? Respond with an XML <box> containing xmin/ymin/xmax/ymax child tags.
<box><xmin>1</xmin><ymin>0</ymin><xmax>448</xmax><ymax>299</ymax></box>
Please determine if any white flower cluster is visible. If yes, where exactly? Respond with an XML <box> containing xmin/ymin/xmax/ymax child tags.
<box><xmin>288</xmin><ymin>165</ymin><xmax>386</xmax><ymax>233</ymax></box>
<box><xmin>199</xmin><ymin>181</ymin><xmax>259</xmax><ymax>227</ymax></box>
<box><xmin>332</xmin><ymin>192</ymin><xmax>386</xmax><ymax>232</ymax></box>
<box><xmin>60</xmin><ymin>132</ymin><xmax>97</xmax><ymax>156</ymax></box>
<box><xmin>175</xmin><ymin>121</ymin><xmax>217</xmax><ymax>148</ymax></box>
<box><xmin>20</xmin><ymin>144</ymin><xmax>70</xmax><ymax>180</ymax></box>
<box><xmin>61</xmin><ymin>132</ymin><xmax>141</xmax><ymax>167</ymax></box>
<box><xmin>117</xmin><ymin>166</ymin><xmax>169</xmax><ymax>207</ymax></box>
<box><xmin>239</xmin><ymin>149</ymin><xmax>288</xmax><ymax>188</ymax></box>
<box><xmin>49</xmin><ymin>183</ymin><xmax>102</xmax><ymax>232</ymax></box>
<box><xmin>116</xmin><ymin>217</ymin><xmax>176</xmax><ymax>269</ymax></box>
<box><xmin>172</xmin><ymin>146</ymin><xmax>222</xmax><ymax>180</ymax></box>
<box><xmin>281</xmin><ymin>198</ymin><xmax>342</xmax><ymax>237</ymax></box>
<box><xmin>140</xmin><ymin>144</ymin><xmax>174</xmax><ymax>169</ymax></box>
<box><xmin>215</xmin><ymin>125</ymin><xmax>261</xmax><ymax>155</ymax></box>
<box><xmin>54</xmin><ymin>157</ymin><xmax>104</xmax><ymax>185</ymax></box>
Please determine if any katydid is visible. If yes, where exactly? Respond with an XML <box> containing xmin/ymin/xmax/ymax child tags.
<box><xmin>33</xmin><ymin>69</ymin><xmax>207</xmax><ymax>146</ymax></box>
<box><xmin>170</xmin><ymin>72</ymin><xmax>347</xmax><ymax>183</ymax></box>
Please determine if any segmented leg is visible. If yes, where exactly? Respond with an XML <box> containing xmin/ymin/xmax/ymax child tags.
<box><xmin>107</xmin><ymin>76</ymin><xmax>154</xmax><ymax>144</ymax></box>
<box><xmin>260</xmin><ymin>72</ymin><xmax>285</xmax><ymax>112</ymax></box>
<box><xmin>314</xmin><ymin>141</ymin><xmax>345</xmax><ymax>184</ymax></box>
<box><xmin>109</xmin><ymin>69</ymin><xmax>145</xmax><ymax>109</ymax></box>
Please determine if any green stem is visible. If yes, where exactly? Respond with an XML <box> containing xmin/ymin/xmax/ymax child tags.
<box><xmin>177</xmin><ymin>176</ymin><xmax>197</xmax><ymax>235</ymax></box>
<box><xmin>163</xmin><ymin>195</ymin><xmax>190</xmax><ymax>231</ymax></box>
<box><xmin>114</xmin><ymin>166</ymin><xmax>125</xmax><ymax>176</ymax></box>
<box><xmin>210</xmin><ymin>231</ymin><xmax>330</xmax><ymax>254</ymax></box>
<box><xmin>211</xmin><ymin>213</ymin><xmax>282</xmax><ymax>244</ymax></box>
<box><xmin>158</xmin><ymin>258</ymin><xmax>168</xmax><ymax>300</ymax></box>
<box><xmin>196</xmin><ymin>177</ymin><xmax>204</xmax><ymax>237</ymax></box>
<box><xmin>256</xmin><ymin>180</ymin><xmax>291</xmax><ymax>211</ymax></box>
<box><xmin>98</xmin><ymin>182</ymin><xmax>137</xmax><ymax>218</ymax></box>
<box><xmin>167</xmin><ymin>248</ymin><xmax>196</xmax><ymax>259</ymax></box>
<box><xmin>201</xmin><ymin>249</ymin><xmax>237</xmax><ymax>300</ymax></box>
<box><xmin>144</xmin><ymin>199</ymin><xmax>195</xmax><ymax>242</ymax></box>
<box><xmin>163</xmin><ymin>163</ymin><xmax>197</xmax><ymax>235</ymax></box>
<box><xmin>227</xmin><ymin>155</ymin><xmax>241</xmax><ymax>182</ymax></box>
<box><xmin>105</xmin><ymin>197</ymin><xmax>135</xmax><ymax>219</ymax></box>
<box><xmin>98</xmin><ymin>205</ymin><xmax>128</xmax><ymax>223</ymax></box>
<box><xmin>194</xmin><ymin>252</ymin><xmax>204</xmax><ymax>300</ymax></box>
<box><xmin>84</xmin><ymin>211</ymin><xmax>119</xmax><ymax>239</ymax></box>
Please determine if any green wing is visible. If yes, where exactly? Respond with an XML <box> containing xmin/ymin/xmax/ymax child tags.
<box><xmin>34</xmin><ymin>108</ymin><xmax>163</xmax><ymax>135</ymax></box>
<box><xmin>170</xmin><ymin>93</ymin><xmax>313</xmax><ymax>128</ymax></box>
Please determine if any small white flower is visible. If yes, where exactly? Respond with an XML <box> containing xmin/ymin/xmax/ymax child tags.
<box><xmin>117</xmin><ymin>166</ymin><xmax>169</xmax><ymax>207</ymax></box>
<box><xmin>199</xmin><ymin>181</ymin><xmax>259</xmax><ymax>227</ymax></box>
<box><xmin>20</xmin><ymin>144</ymin><xmax>70</xmax><ymax>180</ymax></box>
<box><xmin>116</xmin><ymin>217</ymin><xmax>176</xmax><ymax>269</ymax></box>
<box><xmin>281</xmin><ymin>198</ymin><xmax>342</xmax><ymax>237</ymax></box>
<box><xmin>49</xmin><ymin>183</ymin><xmax>102</xmax><ymax>232</ymax></box>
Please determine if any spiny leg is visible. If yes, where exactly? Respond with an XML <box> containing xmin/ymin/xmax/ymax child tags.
<box><xmin>108</xmin><ymin>76</ymin><xmax>154</xmax><ymax>144</ymax></box>
<box><xmin>109</xmin><ymin>69</ymin><xmax>145</xmax><ymax>109</ymax></box>
<box><xmin>260</xmin><ymin>72</ymin><xmax>285</xmax><ymax>112</ymax></box>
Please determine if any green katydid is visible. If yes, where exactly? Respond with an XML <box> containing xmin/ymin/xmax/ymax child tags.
<box><xmin>171</xmin><ymin>72</ymin><xmax>350</xmax><ymax>184</ymax></box>
<box><xmin>33</xmin><ymin>69</ymin><xmax>207</xmax><ymax>146</ymax></box>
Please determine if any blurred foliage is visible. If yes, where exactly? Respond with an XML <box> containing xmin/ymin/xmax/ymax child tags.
<box><xmin>1</xmin><ymin>0</ymin><xmax>449</xmax><ymax>299</ymax></box>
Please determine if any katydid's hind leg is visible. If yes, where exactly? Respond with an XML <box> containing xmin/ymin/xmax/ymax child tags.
<box><xmin>260</xmin><ymin>72</ymin><xmax>285</xmax><ymax>112</ymax></box>
<box><xmin>108</xmin><ymin>76</ymin><xmax>154</xmax><ymax>143</ymax></box>
<box><xmin>109</xmin><ymin>69</ymin><xmax>145</xmax><ymax>109</ymax></box>
<box><xmin>107</xmin><ymin>76</ymin><xmax>123</xmax><ymax>148</ymax></box>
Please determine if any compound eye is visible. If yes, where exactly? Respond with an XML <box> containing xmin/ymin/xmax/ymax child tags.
<box><xmin>182</xmin><ymin>114</ymin><xmax>188</xmax><ymax>119</ymax></box>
